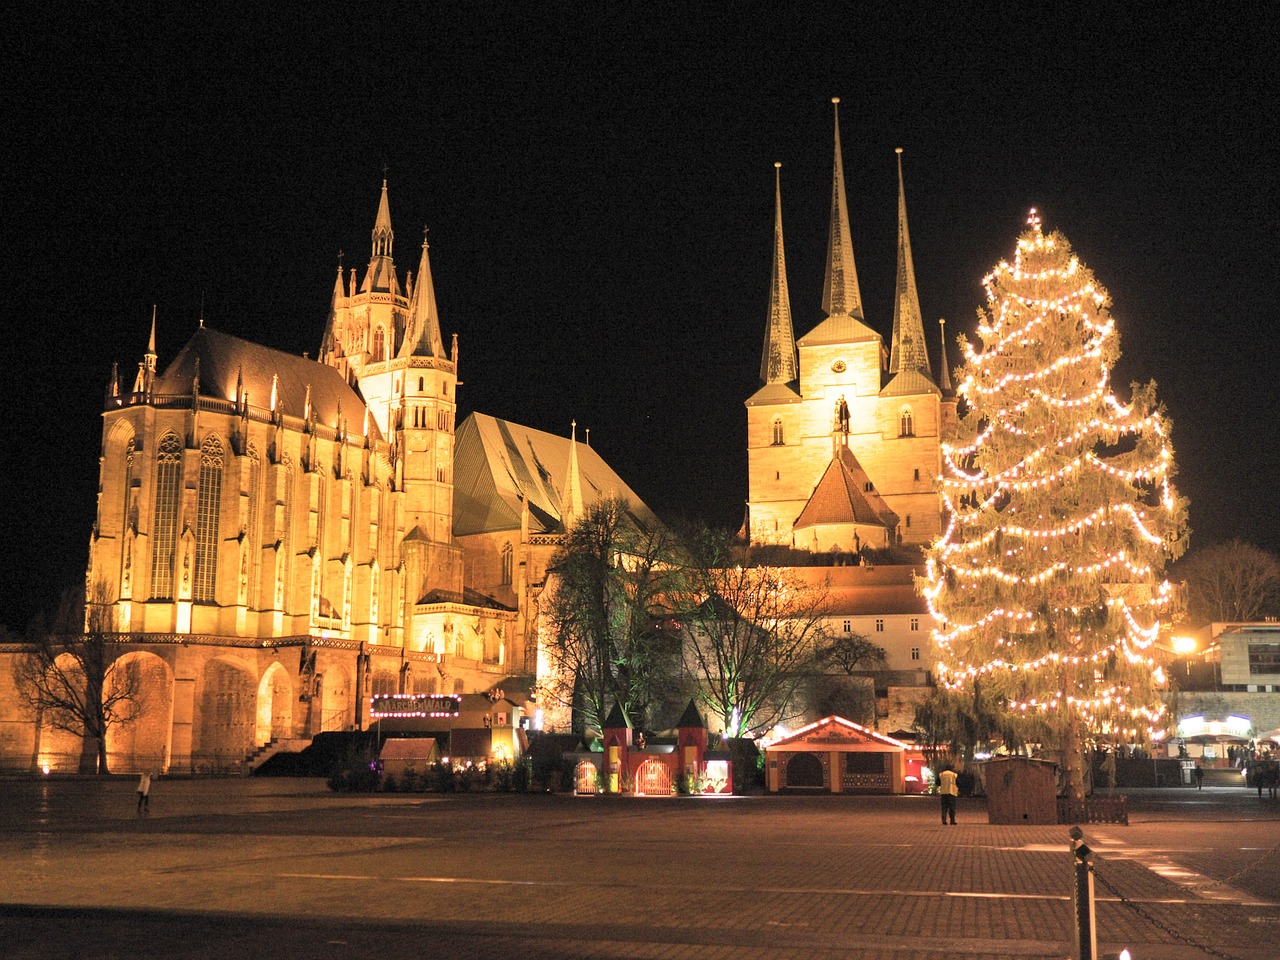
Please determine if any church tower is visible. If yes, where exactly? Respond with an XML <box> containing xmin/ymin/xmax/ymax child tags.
<box><xmin>319</xmin><ymin>179</ymin><xmax>463</xmax><ymax>624</ymax></box>
<box><xmin>746</xmin><ymin>102</ymin><xmax>952</xmax><ymax>552</ymax></box>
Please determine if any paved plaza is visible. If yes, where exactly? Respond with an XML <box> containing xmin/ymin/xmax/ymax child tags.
<box><xmin>1</xmin><ymin>778</ymin><xmax>1278</xmax><ymax>959</ymax></box>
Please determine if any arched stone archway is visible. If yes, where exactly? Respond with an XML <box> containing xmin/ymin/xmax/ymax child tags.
<box><xmin>105</xmin><ymin>652</ymin><xmax>173</xmax><ymax>773</ymax></box>
<box><xmin>194</xmin><ymin>658</ymin><xmax>256</xmax><ymax>773</ymax></box>
<box><xmin>257</xmin><ymin>662</ymin><xmax>294</xmax><ymax>743</ymax></box>
<box><xmin>318</xmin><ymin>665</ymin><xmax>351</xmax><ymax>732</ymax></box>
<box><xmin>34</xmin><ymin>653</ymin><xmax>89</xmax><ymax>773</ymax></box>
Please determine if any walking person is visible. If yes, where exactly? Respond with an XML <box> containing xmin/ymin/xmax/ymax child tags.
<box><xmin>136</xmin><ymin>771</ymin><xmax>152</xmax><ymax>816</ymax></box>
<box><xmin>938</xmin><ymin>766</ymin><xmax>959</xmax><ymax>825</ymax></box>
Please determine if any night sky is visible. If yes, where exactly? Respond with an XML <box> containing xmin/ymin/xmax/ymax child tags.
<box><xmin>5</xmin><ymin>6</ymin><xmax>1276</xmax><ymax>633</ymax></box>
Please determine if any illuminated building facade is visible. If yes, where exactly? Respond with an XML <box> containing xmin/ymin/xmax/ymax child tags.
<box><xmin>0</xmin><ymin>180</ymin><xmax>650</xmax><ymax>774</ymax></box>
<box><xmin>745</xmin><ymin>101</ymin><xmax>957</xmax><ymax>551</ymax></box>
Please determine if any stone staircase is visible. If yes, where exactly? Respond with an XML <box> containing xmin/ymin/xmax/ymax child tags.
<box><xmin>243</xmin><ymin>737</ymin><xmax>312</xmax><ymax>774</ymax></box>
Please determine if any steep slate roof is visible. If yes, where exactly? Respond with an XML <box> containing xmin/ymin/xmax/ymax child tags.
<box><xmin>452</xmin><ymin>412</ymin><xmax>658</xmax><ymax>537</ymax></box>
<box><xmin>781</xmin><ymin>565</ymin><xmax>928</xmax><ymax>616</ymax></box>
<box><xmin>154</xmin><ymin>326</ymin><xmax>378</xmax><ymax>440</ymax></box>
<box><xmin>794</xmin><ymin>446</ymin><xmax>898</xmax><ymax>532</ymax></box>
<box><xmin>880</xmin><ymin>367</ymin><xmax>942</xmax><ymax>398</ymax></box>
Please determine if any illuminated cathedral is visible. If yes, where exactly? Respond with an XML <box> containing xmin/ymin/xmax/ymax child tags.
<box><xmin>746</xmin><ymin>100</ymin><xmax>956</xmax><ymax>553</ymax></box>
<box><xmin>0</xmin><ymin>181</ymin><xmax>651</xmax><ymax>773</ymax></box>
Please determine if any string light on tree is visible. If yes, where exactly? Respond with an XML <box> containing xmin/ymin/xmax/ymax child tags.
<box><xmin>923</xmin><ymin>211</ymin><xmax>1188</xmax><ymax>801</ymax></box>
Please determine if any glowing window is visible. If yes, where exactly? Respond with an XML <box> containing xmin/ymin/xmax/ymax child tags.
<box><xmin>194</xmin><ymin>435</ymin><xmax>224</xmax><ymax>601</ymax></box>
<box><xmin>150</xmin><ymin>433</ymin><xmax>183</xmax><ymax>599</ymax></box>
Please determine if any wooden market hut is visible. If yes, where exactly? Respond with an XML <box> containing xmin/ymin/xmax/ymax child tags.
<box><xmin>765</xmin><ymin>716</ymin><xmax>916</xmax><ymax>794</ymax></box>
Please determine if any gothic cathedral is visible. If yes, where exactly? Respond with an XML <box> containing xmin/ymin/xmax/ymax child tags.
<box><xmin>746</xmin><ymin>101</ymin><xmax>956</xmax><ymax>553</ymax></box>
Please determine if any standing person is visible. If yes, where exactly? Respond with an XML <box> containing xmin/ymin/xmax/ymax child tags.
<box><xmin>136</xmin><ymin>771</ymin><xmax>152</xmax><ymax>815</ymax></box>
<box><xmin>1193</xmin><ymin>762</ymin><xmax>1203</xmax><ymax>790</ymax></box>
<box><xmin>938</xmin><ymin>766</ymin><xmax>959</xmax><ymax>825</ymax></box>
<box><xmin>1101</xmin><ymin>749</ymin><xmax>1118</xmax><ymax>796</ymax></box>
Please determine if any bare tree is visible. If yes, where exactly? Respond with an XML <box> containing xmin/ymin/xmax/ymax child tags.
<box><xmin>13</xmin><ymin>585</ymin><xmax>142</xmax><ymax>773</ymax></box>
<box><xmin>541</xmin><ymin>499</ymin><xmax>681</xmax><ymax>733</ymax></box>
<box><xmin>1174</xmin><ymin>539</ymin><xmax>1280</xmax><ymax>624</ymax></box>
<box><xmin>676</xmin><ymin>531</ymin><xmax>832</xmax><ymax>737</ymax></box>
<box><xmin>816</xmin><ymin>632</ymin><xmax>887</xmax><ymax>675</ymax></box>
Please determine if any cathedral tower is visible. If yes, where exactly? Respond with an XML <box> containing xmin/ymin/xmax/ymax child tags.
<box><xmin>746</xmin><ymin>103</ymin><xmax>951</xmax><ymax>552</ymax></box>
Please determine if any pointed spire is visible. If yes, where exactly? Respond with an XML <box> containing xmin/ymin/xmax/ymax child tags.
<box><xmin>822</xmin><ymin>98</ymin><xmax>864</xmax><ymax>320</ymax></box>
<box><xmin>372</xmin><ymin>176</ymin><xmax>393</xmax><ymax>258</ymax></box>
<box><xmin>889</xmin><ymin>149</ymin><xmax>932</xmax><ymax>378</ymax></box>
<box><xmin>401</xmin><ymin>226</ymin><xmax>446</xmax><ymax>358</ymax></box>
<box><xmin>320</xmin><ymin>256</ymin><xmax>345</xmax><ymax>363</ymax></box>
<box><xmin>562</xmin><ymin>420</ymin><xmax>586</xmax><ymax>532</ymax></box>
<box><xmin>937</xmin><ymin>317</ymin><xmax>953</xmax><ymax>393</ymax></box>
<box><xmin>759</xmin><ymin>163</ymin><xmax>798</xmax><ymax>385</ymax></box>
<box><xmin>303</xmin><ymin>383</ymin><xmax>312</xmax><ymax>421</ymax></box>
<box><xmin>270</xmin><ymin>373</ymin><xmax>279</xmax><ymax>416</ymax></box>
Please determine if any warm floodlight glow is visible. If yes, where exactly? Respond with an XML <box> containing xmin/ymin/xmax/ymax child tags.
<box><xmin>1171</xmin><ymin>636</ymin><xmax>1196</xmax><ymax>655</ymax></box>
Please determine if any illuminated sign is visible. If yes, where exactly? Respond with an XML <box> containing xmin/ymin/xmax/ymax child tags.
<box><xmin>370</xmin><ymin>694</ymin><xmax>461</xmax><ymax>719</ymax></box>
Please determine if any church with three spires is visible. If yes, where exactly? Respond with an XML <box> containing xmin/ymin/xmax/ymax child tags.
<box><xmin>2</xmin><ymin>180</ymin><xmax>654</xmax><ymax>774</ymax></box>
<box><xmin>746</xmin><ymin>100</ymin><xmax>955</xmax><ymax>554</ymax></box>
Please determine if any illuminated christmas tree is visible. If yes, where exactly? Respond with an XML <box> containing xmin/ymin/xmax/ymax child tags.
<box><xmin>924</xmin><ymin>213</ymin><xmax>1188</xmax><ymax>799</ymax></box>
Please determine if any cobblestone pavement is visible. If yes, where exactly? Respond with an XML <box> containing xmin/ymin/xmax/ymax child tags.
<box><xmin>1</xmin><ymin>779</ymin><xmax>1278</xmax><ymax>959</ymax></box>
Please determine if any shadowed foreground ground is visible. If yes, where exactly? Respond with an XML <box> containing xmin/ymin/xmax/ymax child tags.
<box><xmin>2</xmin><ymin>778</ymin><xmax>1278</xmax><ymax>959</ymax></box>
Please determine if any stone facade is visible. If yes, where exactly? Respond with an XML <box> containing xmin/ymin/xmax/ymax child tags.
<box><xmin>0</xmin><ymin>180</ymin><xmax>648</xmax><ymax>774</ymax></box>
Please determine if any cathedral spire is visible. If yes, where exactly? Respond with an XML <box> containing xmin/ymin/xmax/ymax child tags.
<box><xmin>759</xmin><ymin>163</ymin><xmax>798</xmax><ymax>385</ymax></box>
<box><xmin>400</xmin><ymin>226</ymin><xmax>446</xmax><ymax>359</ymax></box>
<box><xmin>889</xmin><ymin>149</ymin><xmax>932</xmax><ymax>378</ymax></box>
<box><xmin>938</xmin><ymin>317</ymin><xmax>953</xmax><ymax>393</ymax></box>
<box><xmin>362</xmin><ymin>177</ymin><xmax>398</xmax><ymax>294</ymax></box>
<box><xmin>562</xmin><ymin>420</ymin><xmax>586</xmax><ymax>532</ymax></box>
<box><xmin>372</xmin><ymin>177</ymin><xmax>393</xmax><ymax>259</ymax></box>
<box><xmin>320</xmin><ymin>255</ymin><xmax>344</xmax><ymax>363</ymax></box>
<box><xmin>822</xmin><ymin>98</ymin><xmax>864</xmax><ymax>321</ymax></box>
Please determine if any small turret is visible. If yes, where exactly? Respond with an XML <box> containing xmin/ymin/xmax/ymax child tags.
<box><xmin>561</xmin><ymin>420</ymin><xmax>586</xmax><ymax>532</ymax></box>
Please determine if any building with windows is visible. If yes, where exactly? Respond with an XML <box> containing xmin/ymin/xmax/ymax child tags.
<box><xmin>1172</xmin><ymin>621</ymin><xmax>1280</xmax><ymax>749</ymax></box>
<box><xmin>745</xmin><ymin>101</ymin><xmax>957</xmax><ymax>551</ymax></box>
<box><xmin>0</xmin><ymin>180</ymin><xmax>651</xmax><ymax>774</ymax></box>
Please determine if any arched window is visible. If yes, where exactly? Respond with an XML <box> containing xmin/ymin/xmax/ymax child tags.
<box><xmin>194</xmin><ymin>435</ymin><xmax>224</xmax><ymax>601</ymax></box>
<box><xmin>418</xmin><ymin>377</ymin><xmax>424</xmax><ymax>392</ymax></box>
<box><xmin>501</xmin><ymin>542</ymin><xmax>513</xmax><ymax>586</ymax></box>
<box><xmin>772</xmin><ymin>417</ymin><xmax>784</xmax><ymax>445</ymax></box>
<box><xmin>150</xmin><ymin>433</ymin><xmax>183</xmax><ymax>599</ymax></box>
<box><xmin>372</xmin><ymin>326</ymin><xmax>386</xmax><ymax>362</ymax></box>
<box><xmin>899</xmin><ymin>407</ymin><xmax>914</xmax><ymax>437</ymax></box>
<box><xmin>247</xmin><ymin>446</ymin><xmax>262</xmax><ymax>607</ymax></box>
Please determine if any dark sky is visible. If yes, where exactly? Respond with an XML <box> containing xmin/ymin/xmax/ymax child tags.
<box><xmin>5</xmin><ymin>6</ymin><xmax>1276</xmax><ymax>632</ymax></box>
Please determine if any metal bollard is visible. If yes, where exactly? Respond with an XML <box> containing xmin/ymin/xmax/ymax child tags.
<box><xmin>1068</xmin><ymin>825</ymin><xmax>1097</xmax><ymax>960</ymax></box>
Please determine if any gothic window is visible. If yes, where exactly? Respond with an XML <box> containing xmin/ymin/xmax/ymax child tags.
<box><xmin>372</xmin><ymin>326</ymin><xmax>386</xmax><ymax>362</ymax></box>
<box><xmin>771</xmin><ymin>418</ymin><xmax>784</xmax><ymax>445</ymax></box>
<box><xmin>150</xmin><ymin>433</ymin><xmax>183</xmax><ymax>600</ymax></box>
<box><xmin>315</xmin><ymin>463</ymin><xmax>327</xmax><ymax>560</ymax></box>
<box><xmin>247</xmin><ymin>446</ymin><xmax>262</xmax><ymax>606</ymax></box>
<box><xmin>501</xmin><ymin>542</ymin><xmax>513</xmax><ymax>586</ymax></box>
<box><xmin>194</xmin><ymin>435</ymin><xmax>224</xmax><ymax>601</ymax></box>
<box><xmin>281</xmin><ymin>457</ymin><xmax>295</xmax><ymax>610</ymax></box>
<box><xmin>438</xmin><ymin>409</ymin><xmax>448</xmax><ymax>431</ymax></box>
<box><xmin>899</xmin><ymin>407</ymin><xmax>914</xmax><ymax>437</ymax></box>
